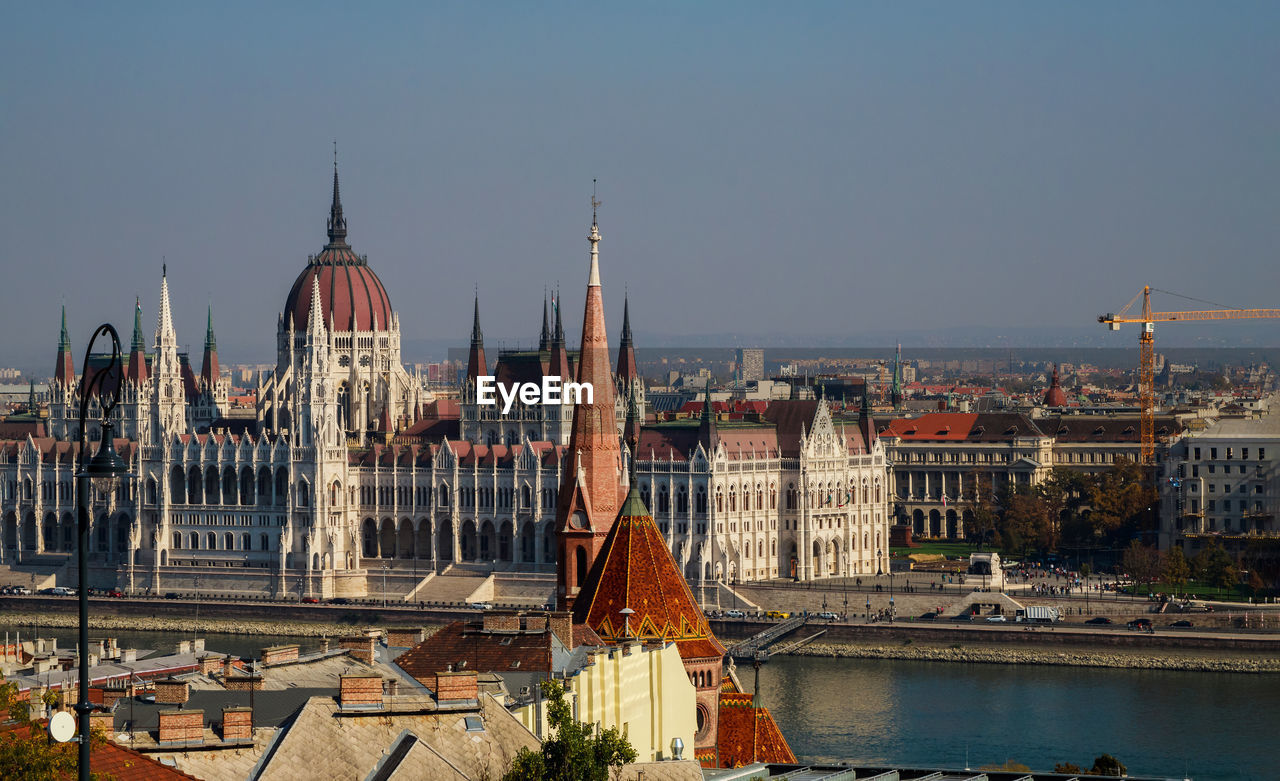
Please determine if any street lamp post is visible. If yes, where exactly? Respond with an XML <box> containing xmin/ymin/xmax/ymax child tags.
<box><xmin>75</xmin><ymin>324</ymin><xmax>129</xmax><ymax>781</ymax></box>
<box><xmin>382</xmin><ymin>563</ymin><xmax>389</xmax><ymax>607</ymax></box>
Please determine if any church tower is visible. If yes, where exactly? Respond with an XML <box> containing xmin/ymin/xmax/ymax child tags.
<box><xmin>152</xmin><ymin>267</ymin><xmax>187</xmax><ymax>436</ymax></box>
<box><xmin>556</xmin><ymin>194</ymin><xmax>625</xmax><ymax>611</ymax></box>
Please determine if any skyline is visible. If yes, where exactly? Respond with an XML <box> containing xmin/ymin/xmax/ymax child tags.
<box><xmin>3</xmin><ymin>3</ymin><xmax>1279</xmax><ymax>369</ymax></box>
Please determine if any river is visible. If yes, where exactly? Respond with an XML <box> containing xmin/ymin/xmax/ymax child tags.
<box><xmin>7</xmin><ymin>625</ymin><xmax>1271</xmax><ymax>779</ymax></box>
<box><xmin>756</xmin><ymin>654</ymin><xmax>1274</xmax><ymax>780</ymax></box>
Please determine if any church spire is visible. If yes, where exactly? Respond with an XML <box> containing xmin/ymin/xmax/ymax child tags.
<box><xmin>326</xmin><ymin>153</ymin><xmax>348</xmax><ymax>247</ymax></box>
<box><xmin>54</xmin><ymin>305</ymin><xmax>74</xmax><ymax>386</ymax></box>
<box><xmin>616</xmin><ymin>294</ymin><xmax>637</xmax><ymax>385</ymax></box>
<box><xmin>539</xmin><ymin>291</ymin><xmax>551</xmax><ymax>352</ymax></box>
<box><xmin>466</xmin><ymin>291</ymin><xmax>487</xmax><ymax>380</ymax></box>
<box><xmin>697</xmin><ymin>378</ymin><xmax>718</xmax><ymax>453</ymax></box>
<box><xmin>549</xmin><ymin>289</ymin><xmax>570</xmax><ymax>380</ymax></box>
<box><xmin>556</xmin><ymin>188</ymin><xmax>624</xmax><ymax>612</ymax></box>
<box><xmin>126</xmin><ymin>298</ymin><xmax>149</xmax><ymax>384</ymax></box>
<box><xmin>201</xmin><ymin>304</ymin><xmax>220</xmax><ymax>390</ymax></box>
<box><xmin>155</xmin><ymin>264</ymin><xmax>177</xmax><ymax>350</ymax></box>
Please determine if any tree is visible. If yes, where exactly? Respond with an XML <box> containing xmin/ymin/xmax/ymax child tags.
<box><xmin>964</xmin><ymin>469</ymin><xmax>999</xmax><ymax>550</ymax></box>
<box><xmin>1121</xmin><ymin>541</ymin><xmax>1161</xmax><ymax>595</ymax></box>
<box><xmin>1090</xmin><ymin>753</ymin><xmax>1127</xmax><ymax>776</ymax></box>
<box><xmin>0</xmin><ymin>677</ymin><xmax>111</xmax><ymax>780</ymax></box>
<box><xmin>1087</xmin><ymin>458</ymin><xmax>1155</xmax><ymax>542</ymax></box>
<box><xmin>1054</xmin><ymin>762</ymin><xmax>1084</xmax><ymax>773</ymax></box>
<box><xmin>1162</xmin><ymin>545</ymin><xmax>1191</xmax><ymax>592</ymax></box>
<box><xmin>503</xmin><ymin>679</ymin><xmax>637</xmax><ymax>781</ymax></box>
<box><xmin>1193</xmin><ymin>541</ymin><xmax>1239</xmax><ymax>592</ymax></box>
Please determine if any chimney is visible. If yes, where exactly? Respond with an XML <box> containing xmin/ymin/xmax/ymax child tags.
<box><xmin>338</xmin><ymin>675</ymin><xmax>384</xmax><ymax>708</ymax></box>
<box><xmin>158</xmin><ymin>709</ymin><xmax>204</xmax><ymax>745</ymax></box>
<box><xmin>433</xmin><ymin>671</ymin><xmax>478</xmax><ymax>703</ymax></box>
<box><xmin>221</xmin><ymin>707</ymin><xmax>252</xmax><ymax>742</ymax></box>
<box><xmin>548</xmin><ymin>612</ymin><xmax>573</xmax><ymax>650</ymax></box>
<box><xmin>154</xmin><ymin>679</ymin><xmax>190</xmax><ymax>706</ymax></box>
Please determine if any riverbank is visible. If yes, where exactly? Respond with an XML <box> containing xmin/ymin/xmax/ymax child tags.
<box><xmin>787</xmin><ymin>639</ymin><xmax>1280</xmax><ymax>672</ymax></box>
<box><xmin>0</xmin><ymin>611</ymin><xmax>440</xmax><ymax>639</ymax></box>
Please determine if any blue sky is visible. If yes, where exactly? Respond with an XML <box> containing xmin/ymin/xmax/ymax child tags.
<box><xmin>2</xmin><ymin>2</ymin><xmax>1278</xmax><ymax>367</ymax></box>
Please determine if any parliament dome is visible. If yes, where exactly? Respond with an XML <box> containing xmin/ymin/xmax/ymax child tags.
<box><xmin>282</xmin><ymin>168</ymin><xmax>393</xmax><ymax>332</ymax></box>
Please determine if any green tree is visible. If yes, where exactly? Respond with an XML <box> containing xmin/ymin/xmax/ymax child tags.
<box><xmin>0</xmin><ymin>677</ymin><xmax>111</xmax><ymax>780</ymax></box>
<box><xmin>1089</xmin><ymin>753</ymin><xmax>1127</xmax><ymax>776</ymax></box>
<box><xmin>1054</xmin><ymin>762</ymin><xmax>1084</xmax><ymax>773</ymax></box>
<box><xmin>1193</xmin><ymin>541</ymin><xmax>1239</xmax><ymax>592</ymax></box>
<box><xmin>503</xmin><ymin>679</ymin><xmax>637</xmax><ymax>781</ymax></box>
<box><xmin>1087</xmin><ymin>457</ymin><xmax>1155</xmax><ymax>542</ymax></box>
<box><xmin>1162</xmin><ymin>545</ymin><xmax>1191</xmax><ymax>592</ymax></box>
<box><xmin>1122</xmin><ymin>541</ymin><xmax>1162</xmax><ymax>595</ymax></box>
<box><xmin>964</xmin><ymin>469</ymin><xmax>999</xmax><ymax>550</ymax></box>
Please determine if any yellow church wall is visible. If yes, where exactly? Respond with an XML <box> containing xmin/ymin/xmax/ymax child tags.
<box><xmin>512</xmin><ymin>640</ymin><xmax>697</xmax><ymax>763</ymax></box>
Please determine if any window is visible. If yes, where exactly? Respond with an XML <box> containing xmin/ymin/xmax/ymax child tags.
<box><xmin>1260</xmin><ymin>448</ymin><xmax>1266</xmax><ymax>460</ymax></box>
<box><xmin>1243</xmin><ymin>448</ymin><xmax>1250</xmax><ymax>460</ymax></box>
<box><xmin>1227</xmin><ymin>448</ymin><xmax>1234</xmax><ymax>460</ymax></box>
<box><xmin>1192</xmin><ymin>465</ymin><xmax>1200</xmax><ymax>478</ymax></box>
<box><xmin>1211</xmin><ymin>448</ymin><xmax>1218</xmax><ymax>459</ymax></box>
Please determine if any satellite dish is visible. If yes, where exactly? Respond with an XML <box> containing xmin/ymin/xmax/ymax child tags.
<box><xmin>48</xmin><ymin>711</ymin><xmax>75</xmax><ymax>743</ymax></box>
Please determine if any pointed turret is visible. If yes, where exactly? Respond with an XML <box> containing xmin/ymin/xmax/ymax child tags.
<box><xmin>623</xmin><ymin>382</ymin><xmax>641</xmax><ymax>459</ymax></box>
<box><xmin>54</xmin><ymin>305</ymin><xmax>74</xmax><ymax>386</ymax></box>
<box><xmin>556</xmin><ymin>191</ymin><xmax>625</xmax><ymax>611</ymax></box>
<box><xmin>616</xmin><ymin>294</ymin><xmax>637</xmax><ymax>386</ymax></box>
<box><xmin>125</xmin><ymin>298</ymin><xmax>149</xmax><ymax>384</ymax></box>
<box><xmin>200</xmin><ymin>304</ymin><xmax>219</xmax><ymax>390</ymax></box>
<box><xmin>890</xmin><ymin>343</ymin><xmax>904</xmax><ymax>410</ymax></box>
<box><xmin>697</xmin><ymin>379</ymin><xmax>718</xmax><ymax>453</ymax></box>
<box><xmin>156</xmin><ymin>265</ymin><xmax>176</xmax><ymax>349</ymax></box>
<box><xmin>466</xmin><ymin>293</ymin><xmax>487</xmax><ymax>380</ymax></box>
<box><xmin>548</xmin><ymin>291</ymin><xmax>571</xmax><ymax>380</ymax></box>
<box><xmin>326</xmin><ymin>161</ymin><xmax>348</xmax><ymax>248</ymax></box>
<box><xmin>539</xmin><ymin>292</ymin><xmax>552</xmax><ymax>352</ymax></box>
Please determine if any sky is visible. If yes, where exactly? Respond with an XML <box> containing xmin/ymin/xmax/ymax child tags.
<box><xmin>2</xmin><ymin>2</ymin><xmax>1278</xmax><ymax>370</ymax></box>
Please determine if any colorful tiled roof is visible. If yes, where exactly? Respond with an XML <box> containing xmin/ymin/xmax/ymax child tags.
<box><xmin>573</xmin><ymin>486</ymin><xmax>725</xmax><ymax>662</ymax></box>
<box><xmin>711</xmin><ymin>692</ymin><xmax>797</xmax><ymax>769</ymax></box>
<box><xmin>394</xmin><ymin>621</ymin><xmax>554</xmax><ymax>682</ymax></box>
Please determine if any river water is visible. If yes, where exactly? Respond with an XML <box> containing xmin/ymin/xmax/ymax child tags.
<box><xmin>756</xmin><ymin>654</ymin><xmax>1275</xmax><ymax>780</ymax></box>
<box><xmin>7</xmin><ymin>625</ymin><xmax>1271</xmax><ymax>779</ymax></box>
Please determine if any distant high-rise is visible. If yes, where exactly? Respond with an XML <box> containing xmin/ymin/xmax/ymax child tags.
<box><xmin>736</xmin><ymin>348</ymin><xmax>763</xmax><ymax>383</ymax></box>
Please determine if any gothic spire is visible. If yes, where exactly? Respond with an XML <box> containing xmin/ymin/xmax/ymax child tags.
<box><xmin>155</xmin><ymin>265</ymin><xmax>176</xmax><ymax>349</ymax></box>
<box><xmin>126</xmin><ymin>298</ymin><xmax>149</xmax><ymax>385</ymax></box>
<box><xmin>326</xmin><ymin>157</ymin><xmax>348</xmax><ymax>247</ymax></box>
<box><xmin>616</xmin><ymin>294</ymin><xmax>637</xmax><ymax>385</ymax></box>
<box><xmin>54</xmin><ymin>305</ymin><xmax>74</xmax><ymax>386</ymax></box>
<box><xmin>466</xmin><ymin>292</ymin><xmax>487</xmax><ymax>380</ymax></box>
<box><xmin>204</xmin><ymin>304</ymin><xmax>217</xmax><ymax>351</ymax></box>
<box><xmin>539</xmin><ymin>291</ymin><xmax>551</xmax><ymax>352</ymax></box>
<box><xmin>556</xmin><ymin>193</ymin><xmax>623</xmax><ymax>612</ymax></box>
<box><xmin>549</xmin><ymin>288</ymin><xmax>570</xmax><ymax>380</ymax></box>
<box><xmin>697</xmin><ymin>378</ymin><xmax>719</xmax><ymax>453</ymax></box>
<box><xmin>201</xmin><ymin>303</ymin><xmax>220</xmax><ymax>390</ymax></box>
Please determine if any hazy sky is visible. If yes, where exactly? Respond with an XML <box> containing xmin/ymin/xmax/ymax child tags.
<box><xmin>3</xmin><ymin>2</ymin><xmax>1278</xmax><ymax>370</ymax></box>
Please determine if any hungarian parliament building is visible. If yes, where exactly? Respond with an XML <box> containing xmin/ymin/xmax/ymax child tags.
<box><xmin>0</xmin><ymin>170</ymin><xmax>891</xmax><ymax>598</ymax></box>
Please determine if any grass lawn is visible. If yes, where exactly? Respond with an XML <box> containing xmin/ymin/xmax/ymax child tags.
<box><xmin>1136</xmin><ymin>580</ymin><xmax>1252</xmax><ymax>602</ymax></box>
<box><xmin>892</xmin><ymin>541</ymin><xmax>1004</xmax><ymax>559</ymax></box>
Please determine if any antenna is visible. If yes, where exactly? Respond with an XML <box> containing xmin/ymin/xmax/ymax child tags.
<box><xmin>591</xmin><ymin>179</ymin><xmax>602</xmax><ymax>222</ymax></box>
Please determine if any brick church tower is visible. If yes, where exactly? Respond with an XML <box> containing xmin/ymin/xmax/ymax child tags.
<box><xmin>556</xmin><ymin>197</ymin><xmax>626</xmax><ymax>612</ymax></box>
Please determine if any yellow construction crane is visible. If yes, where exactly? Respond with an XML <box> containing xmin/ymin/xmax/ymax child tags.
<box><xmin>1099</xmin><ymin>286</ymin><xmax>1280</xmax><ymax>464</ymax></box>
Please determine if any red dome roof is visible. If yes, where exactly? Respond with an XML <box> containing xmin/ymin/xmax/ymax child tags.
<box><xmin>284</xmin><ymin>252</ymin><xmax>393</xmax><ymax>332</ymax></box>
<box><xmin>282</xmin><ymin>166</ymin><xmax>393</xmax><ymax>332</ymax></box>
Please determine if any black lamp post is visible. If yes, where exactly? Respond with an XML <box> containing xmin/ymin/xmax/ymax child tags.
<box><xmin>75</xmin><ymin>324</ymin><xmax>129</xmax><ymax>781</ymax></box>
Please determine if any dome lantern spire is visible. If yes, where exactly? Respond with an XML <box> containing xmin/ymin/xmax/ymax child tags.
<box><xmin>326</xmin><ymin>146</ymin><xmax>348</xmax><ymax>248</ymax></box>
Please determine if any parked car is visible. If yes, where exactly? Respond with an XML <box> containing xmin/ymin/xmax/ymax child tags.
<box><xmin>164</xmin><ymin>592</ymin><xmax>181</xmax><ymax>599</ymax></box>
<box><xmin>48</xmin><ymin>586</ymin><xmax>72</xmax><ymax>597</ymax></box>
<box><xmin>949</xmin><ymin>614</ymin><xmax>974</xmax><ymax>622</ymax></box>
<box><xmin>817</xmin><ymin>611</ymin><xmax>840</xmax><ymax>620</ymax></box>
<box><xmin>724</xmin><ymin>609</ymin><xmax>747</xmax><ymax>619</ymax></box>
<box><xmin>469</xmin><ymin>602</ymin><xmax>494</xmax><ymax>611</ymax></box>
<box><xmin>329</xmin><ymin>597</ymin><xmax>350</xmax><ymax>605</ymax></box>
<box><xmin>917</xmin><ymin>612</ymin><xmax>939</xmax><ymax>620</ymax></box>
<box><xmin>106</xmin><ymin>589</ymin><xmax>124</xmax><ymax>598</ymax></box>
<box><xmin>985</xmin><ymin>615</ymin><xmax>1008</xmax><ymax>623</ymax></box>
<box><xmin>1085</xmin><ymin>616</ymin><xmax>1113</xmax><ymax>625</ymax></box>
<box><xmin>1127</xmin><ymin>618</ymin><xmax>1153</xmax><ymax>630</ymax></box>
<box><xmin>12</xmin><ymin>586</ymin><xmax>31</xmax><ymax>595</ymax></box>
<box><xmin>301</xmin><ymin>597</ymin><xmax>319</xmax><ymax>604</ymax></box>
<box><xmin>763</xmin><ymin>610</ymin><xmax>788</xmax><ymax>620</ymax></box>
<box><xmin>1169</xmin><ymin>620</ymin><xmax>1194</xmax><ymax>628</ymax></box>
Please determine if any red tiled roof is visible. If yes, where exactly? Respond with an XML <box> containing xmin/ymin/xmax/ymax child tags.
<box><xmin>573</xmin><ymin>487</ymin><xmax>725</xmax><ymax>662</ymax></box>
<box><xmin>711</xmin><ymin>692</ymin><xmax>797</xmax><ymax>769</ymax></box>
<box><xmin>0</xmin><ymin>714</ymin><xmax>198</xmax><ymax>780</ymax></box>
<box><xmin>880</xmin><ymin>412</ymin><xmax>1045</xmax><ymax>442</ymax></box>
<box><xmin>394</xmin><ymin>621</ymin><xmax>554</xmax><ymax>682</ymax></box>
